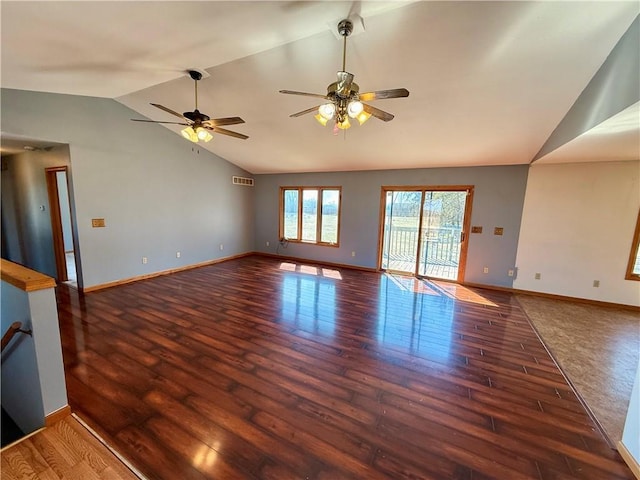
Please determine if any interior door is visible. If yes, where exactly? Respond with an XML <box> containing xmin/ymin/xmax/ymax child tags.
<box><xmin>45</xmin><ymin>166</ymin><xmax>78</xmax><ymax>284</ymax></box>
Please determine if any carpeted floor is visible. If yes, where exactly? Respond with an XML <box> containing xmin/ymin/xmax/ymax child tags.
<box><xmin>517</xmin><ymin>294</ymin><xmax>640</xmax><ymax>445</ymax></box>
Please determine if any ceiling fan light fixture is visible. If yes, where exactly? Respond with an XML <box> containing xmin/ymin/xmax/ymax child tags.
<box><xmin>356</xmin><ymin>111</ymin><xmax>372</xmax><ymax>125</ymax></box>
<box><xmin>347</xmin><ymin>100</ymin><xmax>364</xmax><ymax>118</ymax></box>
<box><xmin>196</xmin><ymin>127</ymin><xmax>213</xmax><ymax>142</ymax></box>
<box><xmin>318</xmin><ymin>103</ymin><xmax>336</xmax><ymax>120</ymax></box>
<box><xmin>181</xmin><ymin>126</ymin><xmax>198</xmax><ymax>142</ymax></box>
<box><xmin>279</xmin><ymin>19</ymin><xmax>409</xmax><ymax>130</ymax></box>
<box><xmin>314</xmin><ymin>114</ymin><xmax>329</xmax><ymax>126</ymax></box>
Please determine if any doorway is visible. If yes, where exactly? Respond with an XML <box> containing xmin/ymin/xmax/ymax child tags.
<box><xmin>45</xmin><ymin>167</ymin><xmax>77</xmax><ymax>285</ymax></box>
<box><xmin>379</xmin><ymin>186</ymin><xmax>473</xmax><ymax>282</ymax></box>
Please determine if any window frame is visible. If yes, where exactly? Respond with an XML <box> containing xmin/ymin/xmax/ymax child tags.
<box><xmin>625</xmin><ymin>210</ymin><xmax>640</xmax><ymax>281</ymax></box>
<box><xmin>279</xmin><ymin>186</ymin><xmax>342</xmax><ymax>247</ymax></box>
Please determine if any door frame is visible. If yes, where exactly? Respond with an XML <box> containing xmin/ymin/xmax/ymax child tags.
<box><xmin>45</xmin><ymin>166</ymin><xmax>69</xmax><ymax>282</ymax></box>
<box><xmin>377</xmin><ymin>185</ymin><xmax>474</xmax><ymax>282</ymax></box>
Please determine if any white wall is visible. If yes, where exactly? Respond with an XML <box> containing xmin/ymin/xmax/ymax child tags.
<box><xmin>621</xmin><ymin>359</ymin><xmax>640</xmax><ymax>469</ymax></box>
<box><xmin>514</xmin><ymin>161</ymin><xmax>640</xmax><ymax>306</ymax></box>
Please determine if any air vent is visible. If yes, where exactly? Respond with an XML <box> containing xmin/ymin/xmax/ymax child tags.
<box><xmin>232</xmin><ymin>176</ymin><xmax>254</xmax><ymax>187</ymax></box>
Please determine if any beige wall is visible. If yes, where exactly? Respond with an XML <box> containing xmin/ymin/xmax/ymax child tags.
<box><xmin>514</xmin><ymin>160</ymin><xmax>640</xmax><ymax>306</ymax></box>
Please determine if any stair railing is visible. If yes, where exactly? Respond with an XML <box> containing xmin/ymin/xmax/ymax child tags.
<box><xmin>1</xmin><ymin>322</ymin><xmax>32</xmax><ymax>353</ymax></box>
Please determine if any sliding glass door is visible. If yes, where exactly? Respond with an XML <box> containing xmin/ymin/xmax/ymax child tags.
<box><xmin>380</xmin><ymin>187</ymin><xmax>472</xmax><ymax>281</ymax></box>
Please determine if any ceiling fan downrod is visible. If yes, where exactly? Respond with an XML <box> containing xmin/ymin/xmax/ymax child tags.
<box><xmin>338</xmin><ymin>19</ymin><xmax>353</xmax><ymax>73</ymax></box>
<box><xmin>188</xmin><ymin>69</ymin><xmax>203</xmax><ymax>111</ymax></box>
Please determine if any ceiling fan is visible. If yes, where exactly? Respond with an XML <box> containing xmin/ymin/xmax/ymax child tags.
<box><xmin>280</xmin><ymin>18</ymin><xmax>409</xmax><ymax>131</ymax></box>
<box><xmin>131</xmin><ymin>69</ymin><xmax>248</xmax><ymax>142</ymax></box>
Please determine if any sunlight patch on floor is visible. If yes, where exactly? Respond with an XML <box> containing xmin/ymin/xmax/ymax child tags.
<box><xmin>386</xmin><ymin>273</ymin><xmax>497</xmax><ymax>307</ymax></box>
<box><xmin>279</xmin><ymin>262</ymin><xmax>343</xmax><ymax>280</ymax></box>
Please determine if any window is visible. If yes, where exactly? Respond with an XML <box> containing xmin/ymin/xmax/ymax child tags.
<box><xmin>626</xmin><ymin>210</ymin><xmax>640</xmax><ymax>281</ymax></box>
<box><xmin>280</xmin><ymin>187</ymin><xmax>341</xmax><ymax>246</ymax></box>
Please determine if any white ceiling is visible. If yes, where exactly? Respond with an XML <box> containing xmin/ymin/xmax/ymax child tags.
<box><xmin>2</xmin><ymin>1</ymin><xmax>638</xmax><ymax>174</ymax></box>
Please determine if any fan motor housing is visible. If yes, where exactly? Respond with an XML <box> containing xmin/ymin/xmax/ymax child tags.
<box><xmin>327</xmin><ymin>81</ymin><xmax>359</xmax><ymax>98</ymax></box>
<box><xmin>183</xmin><ymin>110</ymin><xmax>210</xmax><ymax>122</ymax></box>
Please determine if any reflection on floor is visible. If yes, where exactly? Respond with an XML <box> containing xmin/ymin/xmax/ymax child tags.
<box><xmin>517</xmin><ymin>294</ymin><xmax>640</xmax><ymax>444</ymax></box>
<box><xmin>55</xmin><ymin>256</ymin><xmax>635</xmax><ymax>480</ymax></box>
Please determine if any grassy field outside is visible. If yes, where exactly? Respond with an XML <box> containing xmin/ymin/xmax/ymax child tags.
<box><xmin>284</xmin><ymin>214</ymin><xmax>339</xmax><ymax>244</ymax></box>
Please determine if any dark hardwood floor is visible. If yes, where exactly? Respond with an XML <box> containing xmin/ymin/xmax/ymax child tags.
<box><xmin>56</xmin><ymin>255</ymin><xmax>634</xmax><ymax>480</ymax></box>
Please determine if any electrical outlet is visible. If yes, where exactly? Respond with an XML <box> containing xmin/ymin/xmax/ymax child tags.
<box><xmin>352</xmin><ymin>251</ymin><xmax>356</xmax><ymax>257</ymax></box>
<box><xmin>219</xmin><ymin>244</ymin><xmax>224</xmax><ymax>251</ymax></box>
<box><xmin>483</xmin><ymin>267</ymin><xmax>489</xmax><ymax>274</ymax></box>
<box><xmin>176</xmin><ymin>251</ymin><xmax>181</xmax><ymax>258</ymax></box>
<box><xmin>266</xmin><ymin>241</ymin><xmax>270</xmax><ymax>247</ymax></box>
<box><xmin>142</xmin><ymin>257</ymin><xmax>148</xmax><ymax>264</ymax></box>
<box><xmin>508</xmin><ymin>269</ymin><xmax>514</xmax><ymax>277</ymax></box>
<box><xmin>593</xmin><ymin>280</ymin><xmax>600</xmax><ymax>287</ymax></box>
<box><xmin>535</xmin><ymin>273</ymin><xmax>541</xmax><ymax>280</ymax></box>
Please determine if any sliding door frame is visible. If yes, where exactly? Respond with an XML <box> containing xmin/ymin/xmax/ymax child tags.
<box><xmin>377</xmin><ymin>185</ymin><xmax>474</xmax><ymax>282</ymax></box>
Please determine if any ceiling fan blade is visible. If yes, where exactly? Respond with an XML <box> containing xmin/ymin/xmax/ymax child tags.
<box><xmin>279</xmin><ymin>90</ymin><xmax>329</xmax><ymax>100</ymax></box>
<box><xmin>290</xmin><ymin>106</ymin><xmax>320</xmax><ymax>117</ymax></box>
<box><xmin>211</xmin><ymin>126</ymin><xmax>249</xmax><ymax>140</ymax></box>
<box><xmin>363</xmin><ymin>103</ymin><xmax>395</xmax><ymax>122</ymax></box>
<box><xmin>131</xmin><ymin>119</ymin><xmax>189</xmax><ymax>126</ymax></box>
<box><xmin>204</xmin><ymin>117</ymin><xmax>245</xmax><ymax>127</ymax></box>
<box><xmin>359</xmin><ymin>88</ymin><xmax>410</xmax><ymax>102</ymax></box>
<box><xmin>336</xmin><ymin>71</ymin><xmax>354</xmax><ymax>98</ymax></box>
<box><xmin>150</xmin><ymin>103</ymin><xmax>189</xmax><ymax>121</ymax></box>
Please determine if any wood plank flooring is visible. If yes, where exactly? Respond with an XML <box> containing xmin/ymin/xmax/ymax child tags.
<box><xmin>55</xmin><ymin>255</ymin><xmax>634</xmax><ymax>480</ymax></box>
<box><xmin>0</xmin><ymin>415</ymin><xmax>140</xmax><ymax>479</ymax></box>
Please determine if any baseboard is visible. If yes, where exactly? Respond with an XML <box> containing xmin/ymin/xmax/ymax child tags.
<box><xmin>462</xmin><ymin>282</ymin><xmax>640</xmax><ymax>312</ymax></box>
<box><xmin>82</xmin><ymin>253</ymin><xmax>252</xmax><ymax>293</ymax></box>
<box><xmin>618</xmin><ymin>441</ymin><xmax>640</xmax><ymax>480</ymax></box>
<box><xmin>72</xmin><ymin>413</ymin><xmax>149</xmax><ymax>479</ymax></box>
<box><xmin>80</xmin><ymin>253</ymin><xmax>639</xmax><ymax>311</ymax></box>
<box><xmin>254</xmin><ymin>252</ymin><xmax>378</xmax><ymax>273</ymax></box>
<box><xmin>45</xmin><ymin>405</ymin><xmax>71</xmax><ymax>427</ymax></box>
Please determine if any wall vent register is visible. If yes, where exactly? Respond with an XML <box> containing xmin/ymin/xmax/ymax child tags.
<box><xmin>232</xmin><ymin>176</ymin><xmax>254</xmax><ymax>186</ymax></box>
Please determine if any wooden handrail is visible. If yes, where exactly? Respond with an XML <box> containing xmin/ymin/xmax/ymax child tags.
<box><xmin>1</xmin><ymin>321</ymin><xmax>32</xmax><ymax>353</ymax></box>
<box><xmin>1</xmin><ymin>259</ymin><xmax>56</xmax><ymax>292</ymax></box>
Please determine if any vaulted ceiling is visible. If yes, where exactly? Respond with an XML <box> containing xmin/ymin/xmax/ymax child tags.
<box><xmin>1</xmin><ymin>1</ymin><xmax>638</xmax><ymax>173</ymax></box>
